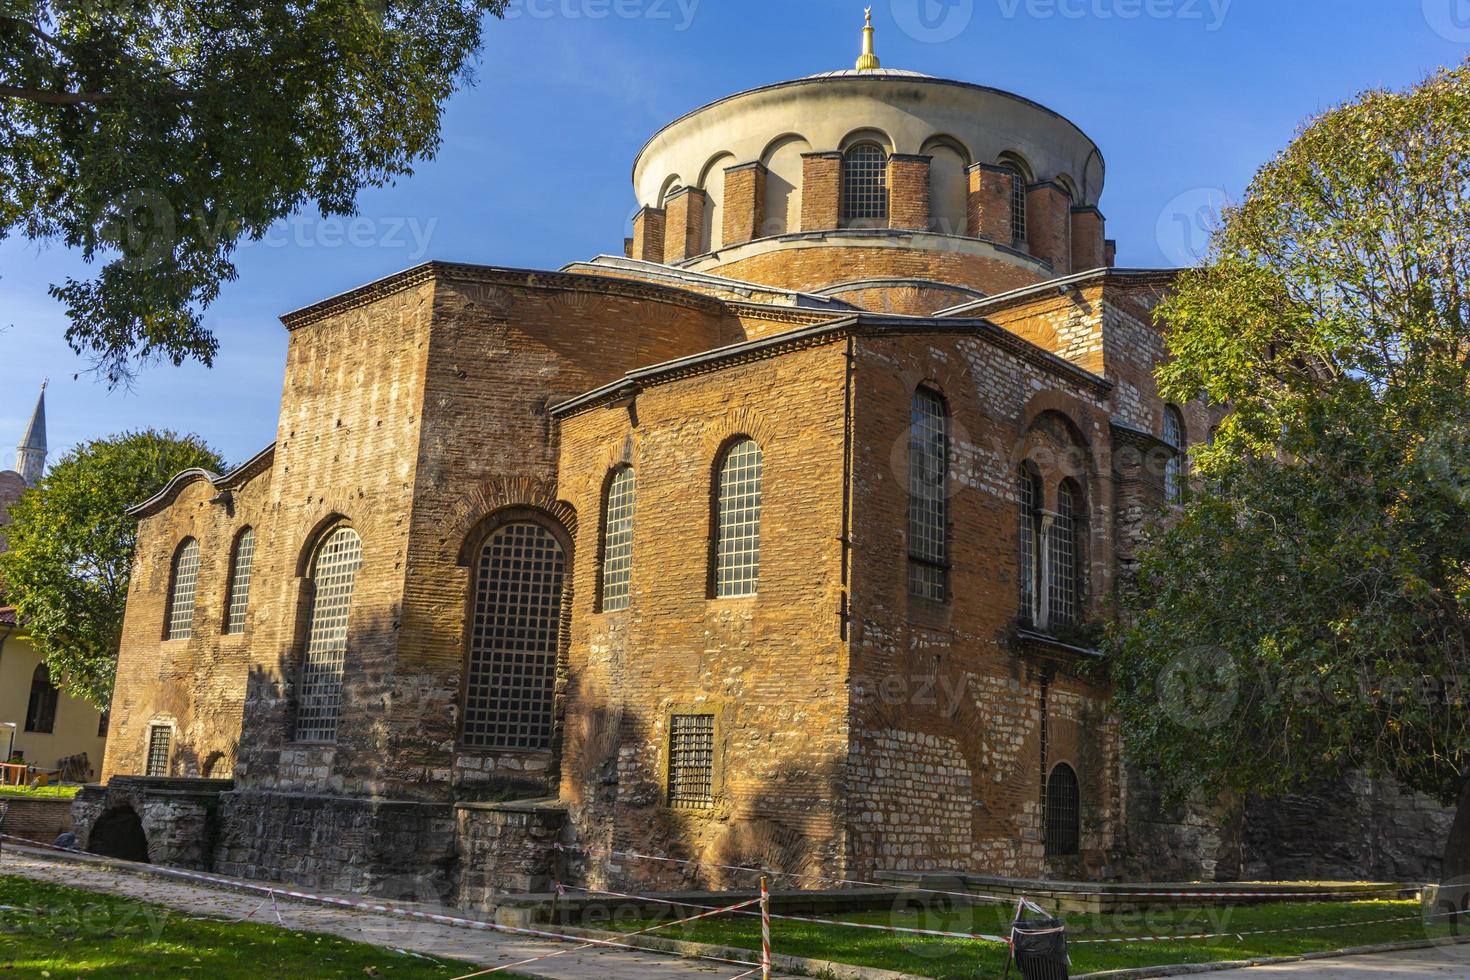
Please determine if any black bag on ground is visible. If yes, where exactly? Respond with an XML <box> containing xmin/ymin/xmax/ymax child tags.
<box><xmin>1008</xmin><ymin>904</ymin><xmax>1070</xmax><ymax>980</ymax></box>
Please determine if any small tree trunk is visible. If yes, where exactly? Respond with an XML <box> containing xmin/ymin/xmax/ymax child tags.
<box><xmin>1443</xmin><ymin>776</ymin><xmax>1470</xmax><ymax>884</ymax></box>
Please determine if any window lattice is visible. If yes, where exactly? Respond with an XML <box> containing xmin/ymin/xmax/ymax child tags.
<box><xmin>600</xmin><ymin>468</ymin><xmax>635</xmax><ymax>612</ymax></box>
<box><xmin>1045</xmin><ymin>763</ymin><xmax>1080</xmax><ymax>856</ymax></box>
<box><xmin>1163</xmin><ymin>406</ymin><xmax>1185</xmax><ymax>506</ymax></box>
<box><xmin>294</xmin><ymin>526</ymin><xmax>362</xmax><ymax>743</ymax></box>
<box><xmin>1048</xmin><ymin>481</ymin><xmax>1081</xmax><ymax>628</ymax></box>
<box><xmin>463</xmin><ymin>522</ymin><xmax>565</xmax><ymax>750</ymax></box>
<box><xmin>146</xmin><ymin>725</ymin><xmax>172</xmax><ymax>777</ymax></box>
<box><xmin>1003</xmin><ymin>164</ymin><xmax>1028</xmax><ymax>245</ymax></box>
<box><xmin>842</xmin><ymin>143</ymin><xmax>889</xmax><ymax>225</ymax></box>
<box><xmin>714</xmin><ymin>439</ymin><xmax>763</xmax><ymax>597</ymax></box>
<box><xmin>907</xmin><ymin>388</ymin><xmax>949</xmax><ymax>602</ymax></box>
<box><xmin>225</xmin><ymin>527</ymin><xmax>255</xmax><ymax>634</ymax></box>
<box><xmin>1019</xmin><ymin>467</ymin><xmax>1042</xmax><ymax>624</ymax></box>
<box><xmin>166</xmin><ymin>539</ymin><xmax>200</xmax><ymax>640</ymax></box>
<box><xmin>668</xmin><ymin>714</ymin><xmax>715</xmax><ymax>808</ymax></box>
<box><xmin>24</xmin><ymin>663</ymin><xmax>57</xmax><ymax>734</ymax></box>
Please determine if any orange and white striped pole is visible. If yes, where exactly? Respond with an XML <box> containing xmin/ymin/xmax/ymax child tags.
<box><xmin>760</xmin><ymin>876</ymin><xmax>771</xmax><ymax>980</ymax></box>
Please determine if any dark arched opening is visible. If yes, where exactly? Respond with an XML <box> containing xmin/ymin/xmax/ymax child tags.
<box><xmin>87</xmin><ymin>806</ymin><xmax>150</xmax><ymax>863</ymax></box>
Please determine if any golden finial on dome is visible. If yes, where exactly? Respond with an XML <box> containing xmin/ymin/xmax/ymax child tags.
<box><xmin>856</xmin><ymin>7</ymin><xmax>881</xmax><ymax>72</ymax></box>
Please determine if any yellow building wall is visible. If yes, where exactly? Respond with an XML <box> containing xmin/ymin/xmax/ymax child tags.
<box><xmin>0</xmin><ymin>632</ymin><xmax>107</xmax><ymax>777</ymax></box>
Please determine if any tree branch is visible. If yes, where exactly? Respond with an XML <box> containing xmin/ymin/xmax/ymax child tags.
<box><xmin>0</xmin><ymin>84</ymin><xmax>112</xmax><ymax>104</ymax></box>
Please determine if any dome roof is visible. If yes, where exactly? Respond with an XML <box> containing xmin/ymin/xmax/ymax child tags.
<box><xmin>803</xmin><ymin>68</ymin><xmax>935</xmax><ymax>79</ymax></box>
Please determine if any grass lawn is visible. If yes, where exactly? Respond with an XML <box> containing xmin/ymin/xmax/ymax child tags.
<box><xmin>0</xmin><ymin>874</ymin><xmax>511</xmax><ymax>978</ymax></box>
<box><xmin>0</xmin><ymin>784</ymin><xmax>80</xmax><ymax>799</ymax></box>
<box><xmin>613</xmin><ymin>896</ymin><xmax>1459</xmax><ymax>978</ymax></box>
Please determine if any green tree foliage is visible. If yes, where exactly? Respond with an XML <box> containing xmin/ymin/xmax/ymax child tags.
<box><xmin>0</xmin><ymin>0</ymin><xmax>507</xmax><ymax>385</ymax></box>
<box><xmin>1111</xmin><ymin>64</ymin><xmax>1470</xmax><ymax>810</ymax></box>
<box><xmin>0</xmin><ymin>430</ymin><xmax>223</xmax><ymax>706</ymax></box>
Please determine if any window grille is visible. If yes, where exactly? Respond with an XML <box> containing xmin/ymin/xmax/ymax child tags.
<box><xmin>145</xmin><ymin>725</ymin><xmax>172</xmax><ymax>777</ymax></box>
<box><xmin>714</xmin><ymin>439</ymin><xmax>762</xmax><ymax>597</ymax></box>
<box><xmin>294</xmin><ymin>526</ymin><xmax>362</xmax><ymax>743</ymax></box>
<box><xmin>1003</xmin><ymin>163</ymin><xmax>1028</xmax><ymax>245</ymax></box>
<box><xmin>225</xmin><ymin>527</ymin><xmax>255</xmax><ymax>634</ymax></box>
<box><xmin>98</xmin><ymin>710</ymin><xmax>110</xmax><ymax>738</ymax></box>
<box><xmin>1019</xmin><ymin>467</ymin><xmax>1042</xmax><ymax>624</ymax></box>
<box><xmin>166</xmin><ymin>539</ymin><xmax>201</xmax><ymax>640</ymax></box>
<box><xmin>1048</xmin><ymin>481</ymin><xmax>1081</xmax><ymax>627</ymax></box>
<box><xmin>600</xmin><ymin>468</ymin><xmax>635</xmax><ymax>611</ymax></box>
<box><xmin>668</xmin><ymin>714</ymin><xmax>715</xmax><ymax>808</ymax></box>
<box><xmin>463</xmin><ymin>522</ymin><xmax>565</xmax><ymax>750</ymax></box>
<box><xmin>1163</xmin><ymin>406</ymin><xmax>1185</xmax><ymax>506</ymax></box>
<box><xmin>24</xmin><ymin>663</ymin><xmax>57</xmax><ymax>733</ymax></box>
<box><xmin>907</xmin><ymin>388</ymin><xmax>948</xmax><ymax>601</ymax></box>
<box><xmin>1045</xmin><ymin>763</ymin><xmax>1080</xmax><ymax>856</ymax></box>
<box><xmin>842</xmin><ymin>143</ymin><xmax>889</xmax><ymax>226</ymax></box>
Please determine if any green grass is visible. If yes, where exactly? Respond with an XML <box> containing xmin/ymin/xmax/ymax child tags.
<box><xmin>0</xmin><ymin>783</ymin><xmax>80</xmax><ymax>799</ymax></box>
<box><xmin>0</xmin><ymin>874</ymin><xmax>510</xmax><ymax>978</ymax></box>
<box><xmin>611</xmin><ymin>897</ymin><xmax>1462</xmax><ymax>978</ymax></box>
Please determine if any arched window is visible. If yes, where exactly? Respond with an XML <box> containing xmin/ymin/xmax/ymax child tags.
<box><xmin>463</xmin><ymin>521</ymin><xmax>566</xmax><ymax>750</ymax></box>
<box><xmin>1044</xmin><ymin>763</ymin><xmax>1080</xmax><ymax>856</ymax></box>
<box><xmin>713</xmin><ymin>438</ymin><xmax>763</xmax><ymax>597</ymax></box>
<box><xmin>165</xmin><ymin>538</ymin><xmax>201</xmax><ymax>640</ymax></box>
<box><xmin>1048</xmin><ymin>480</ymin><xmax>1082</xmax><ymax>628</ymax></box>
<box><xmin>224</xmin><ymin>527</ymin><xmax>255</xmax><ymax>635</ymax></box>
<box><xmin>1001</xmin><ymin>162</ymin><xmax>1028</xmax><ymax>245</ymax></box>
<box><xmin>600</xmin><ymin>467</ymin><xmax>636</xmax><ymax>612</ymax></box>
<box><xmin>908</xmin><ymin>388</ymin><xmax>949</xmax><ymax>602</ymax></box>
<box><xmin>1163</xmin><ymin>405</ymin><xmax>1186</xmax><ymax>506</ymax></box>
<box><xmin>294</xmin><ymin>526</ymin><xmax>362</xmax><ymax>743</ymax></box>
<box><xmin>841</xmin><ymin>143</ymin><xmax>889</xmax><ymax>227</ymax></box>
<box><xmin>24</xmin><ymin>663</ymin><xmax>58</xmax><ymax>734</ymax></box>
<box><xmin>1019</xmin><ymin>465</ymin><xmax>1043</xmax><ymax>625</ymax></box>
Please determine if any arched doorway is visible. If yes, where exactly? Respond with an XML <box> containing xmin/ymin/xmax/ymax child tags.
<box><xmin>87</xmin><ymin>806</ymin><xmax>150</xmax><ymax>863</ymax></box>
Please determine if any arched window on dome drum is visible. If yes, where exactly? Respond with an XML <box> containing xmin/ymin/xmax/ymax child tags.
<box><xmin>908</xmin><ymin>388</ymin><xmax>949</xmax><ymax>602</ymax></box>
<box><xmin>1044</xmin><ymin>762</ymin><xmax>1080</xmax><ymax>856</ymax></box>
<box><xmin>842</xmin><ymin>143</ymin><xmax>889</xmax><ymax>227</ymax></box>
<box><xmin>1048</xmin><ymin>479</ymin><xmax>1083</xmax><ymax>628</ymax></box>
<box><xmin>25</xmin><ymin>663</ymin><xmax>58</xmax><ymax>734</ymax></box>
<box><xmin>463</xmin><ymin>522</ymin><xmax>566</xmax><ymax>750</ymax></box>
<box><xmin>1019</xmin><ymin>465</ymin><xmax>1043</xmax><ymax>625</ymax></box>
<box><xmin>224</xmin><ymin>527</ymin><xmax>255</xmax><ymax>635</ymax></box>
<box><xmin>165</xmin><ymin>538</ymin><xmax>201</xmax><ymax>640</ymax></box>
<box><xmin>713</xmin><ymin>438</ymin><xmax>762</xmax><ymax>597</ymax></box>
<box><xmin>600</xmin><ymin>467</ymin><xmax>635</xmax><ymax>612</ymax></box>
<box><xmin>294</xmin><ymin>526</ymin><xmax>362</xmax><ymax>743</ymax></box>
<box><xmin>1001</xmin><ymin>163</ymin><xmax>1028</xmax><ymax>245</ymax></box>
<box><xmin>1163</xmin><ymin>405</ymin><xmax>1186</xmax><ymax>507</ymax></box>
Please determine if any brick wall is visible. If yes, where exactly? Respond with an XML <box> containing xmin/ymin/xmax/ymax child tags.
<box><xmin>970</xmin><ymin>164</ymin><xmax>1015</xmax><ymax>244</ymax></box>
<box><xmin>722</xmin><ymin>162</ymin><xmax>766</xmax><ymax>248</ymax></box>
<box><xmin>800</xmin><ymin>153</ymin><xmax>841</xmax><ymax>232</ymax></box>
<box><xmin>632</xmin><ymin>207</ymin><xmax>666</xmax><ymax>264</ymax></box>
<box><xmin>664</xmin><ymin>187</ymin><xmax>707</xmax><ymax>263</ymax></box>
<box><xmin>0</xmin><ymin>796</ymin><xmax>72</xmax><ymax>843</ymax></box>
<box><xmin>1026</xmin><ymin>183</ymin><xmax>1073</xmax><ymax>276</ymax></box>
<box><xmin>888</xmin><ymin>155</ymin><xmax>931</xmax><ymax>231</ymax></box>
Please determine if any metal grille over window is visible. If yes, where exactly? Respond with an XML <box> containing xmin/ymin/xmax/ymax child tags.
<box><xmin>166</xmin><ymin>539</ymin><xmax>201</xmax><ymax>640</ymax></box>
<box><xmin>1003</xmin><ymin>164</ymin><xmax>1028</xmax><ymax>245</ymax></box>
<box><xmin>225</xmin><ymin>527</ymin><xmax>255</xmax><ymax>634</ymax></box>
<box><xmin>842</xmin><ymin>143</ymin><xmax>889</xmax><ymax>225</ymax></box>
<box><xmin>463</xmin><ymin>522</ymin><xmax>565</xmax><ymax>750</ymax></box>
<box><xmin>600</xmin><ymin>468</ymin><xmax>635</xmax><ymax>611</ymax></box>
<box><xmin>145</xmin><ymin>725</ymin><xmax>172</xmax><ymax>777</ymax></box>
<box><xmin>668</xmin><ymin>714</ymin><xmax>715</xmax><ymax>808</ymax></box>
<box><xmin>294</xmin><ymin>527</ymin><xmax>362</xmax><ymax>743</ymax></box>
<box><xmin>1019</xmin><ymin>467</ymin><xmax>1042</xmax><ymax>624</ymax></box>
<box><xmin>1045</xmin><ymin>763</ymin><xmax>1080</xmax><ymax>856</ymax></box>
<box><xmin>714</xmin><ymin>439</ymin><xmax>763</xmax><ymax>597</ymax></box>
<box><xmin>1163</xmin><ymin>406</ymin><xmax>1185</xmax><ymax>506</ymax></box>
<box><xmin>1048</xmin><ymin>480</ymin><xmax>1080</xmax><ymax>627</ymax></box>
<box><xmin>907</xmin><ymin>388</ymin><xmax>948</xmax><ymax>601</ymax></box>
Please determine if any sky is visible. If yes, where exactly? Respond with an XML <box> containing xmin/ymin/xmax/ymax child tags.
<box><xmin>0</xmin><ymin>0</ymin><xmax>1461</xmax><ymax>469</ymax></box>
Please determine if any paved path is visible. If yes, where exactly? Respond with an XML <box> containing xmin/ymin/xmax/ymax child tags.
<box><xmin>1204</xmin><ymin>943</ymin><xmax>1470</xmax><ymax>977</ymax></box>
<box><xmin>0</xmin><ymin>846</ymin><xmax>787</xmax><ymax>980</ymax></box>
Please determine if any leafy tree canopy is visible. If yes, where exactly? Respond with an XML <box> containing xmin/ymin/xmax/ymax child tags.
<box><xmin>1111</xmin><ymin>63</ymin><xmax>1470</xmax><ymax>809</ymax></box>
<box><xmin>1</xmin><ymin>0</ymin><xmax>506</xmax><ymax>385</ymax></box>
<box><xmin>0</xmin><ymin>430</ymin><xmax>223</xmax><ymax>706</ymax></box>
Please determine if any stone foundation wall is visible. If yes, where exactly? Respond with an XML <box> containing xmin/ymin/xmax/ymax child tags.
<box><xmin>71</xmin><ymin>777</ymin><xmax>229</xmax><ymax>869</ymax></box>
<box><xmin>0</xmin><ymin>796</ymin><xmax>73</xmax><ymax>843</ymax></box>
<box><xmin>456</xmin><ymin>800</ymin><xmax>566</xmax><ymax>905</ymax></box>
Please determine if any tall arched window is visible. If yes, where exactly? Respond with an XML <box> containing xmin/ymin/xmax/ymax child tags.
<box><xmin>294</xmin><ymin>526</ymin><xmax>362</xmax><ymax>743</ymax></box>
<box><xmin>24</xmin><ymin>663</ymin><xmax>58</xmax><ymax>734</ymax></box>
<box><xmin>600</xmin><ymin>467</ymin><xmax>636</xmax><ymax>612</ymax></box>
<box><xmin>1001</xmin><ymin>162</ymin><xmax>1028</xmax><ymax>245</ymax></box>
<box><xmin>1163</xmin><ymin>405</ymin><xmax>1186</xmax><ymax>506</ymax></box>
<box><xmin>463</xmin><ymin>521</ymin><xmax>566</xmax><ymax>750</ymax></box>
<box><xmin>908</xmin><ymin>388</ymin><xmax>949</xmax><ymax>602</ymax></box>
<box><xmin>224</xmin><ymin>527</ymin><xmax>255</xmax><ymax>635</ymax></box>
<box><xmin>841</xmin><ymin>143</ymin><xmax>889</xmax><ymax>227</ymax></box>
<box><xmin>1044</xmin><ymin>762</ymin><xmax>1080</xmax><ymax>856</ymax></box>
<box><xmin>713</xmin><ymin>438</ymin><xmax>763</xmax><ymax>598</ymax></box>
<box><xmin>1048</xmin><ymin>480</ymin><xmax>1082</xmax><ymax>628</ymax></box>
<box><xmin>165</xmin><ymin>538</ymin><xmax>201</xmax><ymax>640</ymax></box>
<box><xmin>1019</xmin><ymin>465</ymin><xmax>1043</xmax><ymax>625</ymax></box>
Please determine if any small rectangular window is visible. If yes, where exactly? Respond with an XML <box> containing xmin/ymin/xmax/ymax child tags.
<box><xmin>98</xmin><ymin>710</ymin><xmax>110</xmax><ymax>738</ymax></box>
<box><xmin>668</xmin><ymin>714</ymin><xmax>715</xmax><ymax>808</ymax></box>
<box><xmin>145</xmin><ymin>725</ymin><xmax>171</xmax><ymax>777</ymax></box>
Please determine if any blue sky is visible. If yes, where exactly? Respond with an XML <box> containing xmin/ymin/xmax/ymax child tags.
<box><xmin>0</xmin><ymin>0</ymin><xmax>1459</xmax><ymax>468</ymax></box>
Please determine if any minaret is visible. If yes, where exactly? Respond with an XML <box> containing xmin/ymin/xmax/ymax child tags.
<box><xmin>855</xmin><ymin>7</ymin><xmax>881</xmax><ymax>72</ymax></box>
<box><xmin>16</xmin><ymin>381</ymin><xmax>46</xmax><ymax>488</ymax></box>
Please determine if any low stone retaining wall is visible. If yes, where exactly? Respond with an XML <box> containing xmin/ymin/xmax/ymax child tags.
<box><xmin>0</xmin><ymin>796</ymin><xmax>73</xmax><ymax>843</ymax></box>
<box><xmin>456</xmin><ymin>799</ymin><xmax>565</xmax><ymax>904</ymax></box>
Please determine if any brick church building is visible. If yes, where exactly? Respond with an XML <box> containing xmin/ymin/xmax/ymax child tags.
<box><xmin>77</xmin><ymin>18</ymin><xmax>1237</xmax><ymax>899</ymax></box>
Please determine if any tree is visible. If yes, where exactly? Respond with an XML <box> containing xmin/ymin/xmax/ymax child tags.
<box><xmin>1110</xmin><ymin>63</ymin><xmax>1470</xmax><ymax>869</ymax></box>
<box><xmin>0</xmin><ymin>430</ymin><xmax>223</xmax><ymax>707</ymax></box>
<box><xmin>1</xmin><ymin>0</ymin><xmax>507</xmax><ymax>385</ymax></box>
